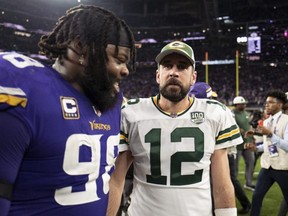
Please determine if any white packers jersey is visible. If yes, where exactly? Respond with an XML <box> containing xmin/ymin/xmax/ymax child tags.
<box><xmin>119</xmin><ymin>96</ymin><xmax>242</xmax><ymax>216</ymax></box>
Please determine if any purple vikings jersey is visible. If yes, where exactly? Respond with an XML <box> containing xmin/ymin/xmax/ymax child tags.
<box><xmin>0</xmin><ymin>52</ymin><xmax>121</xmax><ymax>215</ymax></box>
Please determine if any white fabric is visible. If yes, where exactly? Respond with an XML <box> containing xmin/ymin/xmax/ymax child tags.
<box><xmin>214</xmin><ymin>208</ymin><xmax>237</xmax><ymax>216</ymax></box>
<box><xmin>120</xmin><ymin>97</ymin><xmax>243</xmax><ymax>216</ymax></box>
<box><xmin>261</xmin><ymin>112</ymin><xmax>288</xmax><ymax>169</ymax></box>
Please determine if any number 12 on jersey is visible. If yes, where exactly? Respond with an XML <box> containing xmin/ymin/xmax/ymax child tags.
<box><xmin>145</xmin><ymin>127</ymin><xmax>204</xmax><ymax>186</ymax></box>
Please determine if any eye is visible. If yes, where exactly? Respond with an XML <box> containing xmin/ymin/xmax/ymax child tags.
<box><xmin>162</xmin><ymin>63</ymin><xmax>172</xmax><ymax>69</ymax></box>
<box><xmin>115</xmin><ymin>58</ymin><xmax>124</xmax><ymax>64</ymax></box>
<box><xmin>177</xmin><ymin>64</ymin><xmax>188</xmax><ymax>70</ymax></box>
<box><xmin>116</xmin><ymin>56</ymin><xmax>130</xmax><ymax>66</ymax></box>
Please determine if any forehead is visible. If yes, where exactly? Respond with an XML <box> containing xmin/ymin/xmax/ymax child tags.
<box><xmin>106</xmin><ymin>44</ymin><xmax>131</xmax><ymax>60</ymax></box>
<box><xmin>266</xmin><ymin>96</ymin><xmax>277</xmax><ymax>101</ymax></box>
<box><xmin>160</xmin><ymin>53</ymin><xmax>191</xmax><ymax>65</ymax></box>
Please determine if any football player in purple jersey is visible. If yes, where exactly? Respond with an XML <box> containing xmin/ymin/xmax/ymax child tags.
<box><xmin>0</xmin><ymin>4</ymin><xmax>135</xmax><ymax>216</ymax></box>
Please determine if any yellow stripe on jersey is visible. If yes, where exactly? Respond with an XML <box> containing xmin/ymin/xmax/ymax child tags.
<box><xmin>0</xmin><ymin>94</ymin><xmax>27</xmax><ymax>108</ymax></box>
<box><xmin>0</xmin><ymin>86</ymin><xmax>27</xmax><ymax>108</ymax></box>
<box><xmin>120</xmin><ymin>132</ymin><xmax>128</xmax><ymax>145</ymax></box>
<box><xmin>216</xmin><ymin>124</ymin><xmax>241</xmax><ymax>144</ymax></box>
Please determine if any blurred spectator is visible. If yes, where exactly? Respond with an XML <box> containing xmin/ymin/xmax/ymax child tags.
<box><xmin>246</xmin><ymin>90</ymin><xmax>288</xmax><ymax>216</ymax></box>
<box><xmin>189</xmin><ymin>82</ymin><xmax>213</xmax><ymax>98</ymax></box>
<box><xmin>232</xmin><ymin>96</ymin><xmax>256</xmax><ymax>191</ymax></box>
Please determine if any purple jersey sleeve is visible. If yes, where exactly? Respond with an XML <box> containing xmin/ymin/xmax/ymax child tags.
<box><xmin>0</xmin><ymin>112</ymin><xmax>30</xmax><ymax>214</ymax></box>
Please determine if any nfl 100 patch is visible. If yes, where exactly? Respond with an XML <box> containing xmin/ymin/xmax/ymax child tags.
<box><xmin>190</xmin><ymin>111</ymin><xmax>205</xmax><ymax>124</ymax></box>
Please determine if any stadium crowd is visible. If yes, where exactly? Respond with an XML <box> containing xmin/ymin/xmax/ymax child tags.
<box><xmin>120</xmin><ymin>63</ymin><xmax>288</xmax><ymax>107</ymax></box>
<box><xmin>1</xmin><ymin>20</ymin><xmax>287</xmax><ymax>107</ymax></box>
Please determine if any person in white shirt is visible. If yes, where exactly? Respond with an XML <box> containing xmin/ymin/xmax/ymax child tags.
<box><xmin>246</xmin><ymin>90</ymin><xmax>288</xmax><ymax>216</ymax></box>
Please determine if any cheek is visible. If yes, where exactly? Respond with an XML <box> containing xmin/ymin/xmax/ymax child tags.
<box><xmin>106</xmin><ymin>62</ymin><xmax>119</xmax><ymax>75</ymax></box>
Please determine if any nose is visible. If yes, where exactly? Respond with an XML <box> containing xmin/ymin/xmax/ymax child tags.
<box><xmin>120</xmin><ymin>64</ymin><xmax>129</xmax><ymax>77</ymax></box>
<box><xmin>169</xmin><ymin>65</ymin><xmax>179</xmax><ymax>77</ymax></box>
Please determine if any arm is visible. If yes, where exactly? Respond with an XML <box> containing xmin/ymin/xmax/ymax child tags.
<box><xmin>106</xmin><ymin>151</ymin><xmax>133</xmax><ymax>216</ymax></box>
<box><xmin>248</xmin><ymin>124</ymin><xmax>288</xmax><ymax>152</ymax></box>
<box><xmin>270</xmin><ymin>124</ymin><xmax>288</xmax><ymax>152</ymax></box>
<box><xmin>245</xmin><ymin>143</ymin><xmax>264</xmax><ymax>153</ymax></box>
<box><xmin>211</xmin><ymin>148</ymin><xmax>237</xmax><ymax>216</ymax></box>
<box><xmin>0</xmin><ymin>112</ymin><xmax>30</xmax><ymax>215</ymax></box>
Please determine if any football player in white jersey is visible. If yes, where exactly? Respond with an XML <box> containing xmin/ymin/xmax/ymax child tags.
<box><xmin>107</xmin><ymin>41</ymin><xmax>243</xmax><ymax>216</ymax></box>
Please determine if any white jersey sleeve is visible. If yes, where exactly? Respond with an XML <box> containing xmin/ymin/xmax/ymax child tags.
<box><xmin>119</xmin><ymin>96</ymin><xmax>242</xmax><ymax>216</ymax></box>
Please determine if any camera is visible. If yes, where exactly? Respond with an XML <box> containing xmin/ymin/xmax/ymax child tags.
<box><xmin>249</xmin><ymin>110</ymin><xmax>262</xmax><ymax>129</ymax></box>
<box><xmin>249</xmin><ymin>120</ymin><xmax>259</xmax><ymax>129</ymax></box>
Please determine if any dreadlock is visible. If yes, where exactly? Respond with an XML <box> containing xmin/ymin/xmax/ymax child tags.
<box><xmin>38</xmin><ymin>4</ymin><xmax>136</xmax><ymax>112</ymax></box>
<box><xmin>38</xmin><ymin>4</ymin><xmax>136</xmax><ymax>71</ymax></box>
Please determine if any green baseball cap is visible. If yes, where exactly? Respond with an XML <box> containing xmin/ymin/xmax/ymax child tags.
<box><xmin>155</xmin><ymin>41</ymin><xmax>195</xmax><ymax>67</ymax></box>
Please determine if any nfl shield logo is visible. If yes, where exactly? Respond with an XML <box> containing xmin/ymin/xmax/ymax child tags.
<box><xmin>190</xmin><ymin>112</ymin><xmax>205</xmax><ymax>124</ymax></box>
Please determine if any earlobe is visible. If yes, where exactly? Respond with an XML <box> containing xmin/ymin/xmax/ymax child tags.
<box><xmin>156</xmin><ymin>70</ymin><xmax>160</xmax><ymax>84</ymax></box>
<box><xmin>190</xmin><ymin>71</ymin><xmax>197</xmax><ymax>85</ymax></box>
<box><xmin>79</xmin><ymin>55</ymin><xmax>85</xmax><ymax>65</ymax></box>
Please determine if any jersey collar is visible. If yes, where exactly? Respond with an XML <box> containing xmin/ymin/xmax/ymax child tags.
<box><xmin>151</xmin><ymin>94</ymin><xmax>194</xmax><ymax>118</ymax></box>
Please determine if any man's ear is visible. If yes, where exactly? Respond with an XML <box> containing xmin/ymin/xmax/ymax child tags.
<box><xmin>156</xmin><ymin>69</ymin><xmax>160</xmax><ymax>84</ymax></box>
<box><xmin>71</xmin><ymin>37</ymin><xmax>86</xmax><ymax>55</ymax></box>
<box><xmin>190</xmin><ymin>70</ymin><xmax>197</xmax><ymax>85</ymax></box>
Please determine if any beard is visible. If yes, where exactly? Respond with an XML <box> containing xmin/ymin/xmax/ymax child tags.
<box><xmin>80</xmin><ymin>64</ymin><xmax>118</xmax><ymax>112</ymax></box>
<box><xmin>159</xmin><ymin>78</ymin><xmax>190</xmax><ymax>102</ymax></box>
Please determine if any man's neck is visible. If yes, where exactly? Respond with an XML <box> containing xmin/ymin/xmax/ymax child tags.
<box><xmin>157</xmin><ymin>95</ymin><xmax>192</xmax><ymax>114</ymax></box>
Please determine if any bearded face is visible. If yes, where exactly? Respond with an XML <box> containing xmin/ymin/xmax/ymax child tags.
<box><xmin>80</xmin><ymin>63</ymin><xmax>118</xmax><ymax>112</ymax></box>
<box><xmin>159</xmin><ymin>78</ymin><xmax>190</xmax><ymax>102</ymax></box>
<box><xmin>80</xmin><ymin>44</ymin><xmax>131</xmax><ymax>112</ymax></box>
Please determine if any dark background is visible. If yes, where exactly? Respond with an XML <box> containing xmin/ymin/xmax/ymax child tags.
<box><xmin>0</xmin><ymin>0</ymin><xmax>288</xmax><ymax>105</ymax></box>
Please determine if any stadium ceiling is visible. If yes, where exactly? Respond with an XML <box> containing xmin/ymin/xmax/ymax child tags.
<box><xmin>0</xmin><ymin>0</ymin><xmax>287</xmax><ymax>29</ymax></box>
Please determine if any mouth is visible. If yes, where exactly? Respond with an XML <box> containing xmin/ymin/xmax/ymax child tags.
<box><xmin>114</xmin><ymin>82</ymin><xmax>120</xmax><ymax>93</ymax></box>
<box><xmin>166</xmin><ymin>80</ymin><xmax>181</xmax><ymax>89</ymax></box>
<box><xmin>167</xmin><ymin>78</ymin><xmax>181</xmax><ymax>86</ymax></box>
<box><xmin>167</xmin><ymin>84</ymin><xmax>181</xmax><ymax>90</ymax></box>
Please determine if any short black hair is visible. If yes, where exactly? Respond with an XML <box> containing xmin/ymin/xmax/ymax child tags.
<box><xmin>265</xmin><ymin>90</ymin><xmax>287</xmax><ymax>105</ymax></box>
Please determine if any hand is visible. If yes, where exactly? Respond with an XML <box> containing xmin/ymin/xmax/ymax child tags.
<box><xmin>245</xmin><ymin>130</ymin><xmax>255</xmax><ymax>138</ymax></box>
<box><xmin>257</xmin><ymin>125</ymin><xmax>272</xmax><ymax>136</ymax></box>
<box><xmin>245</xmin><ymin>143</ymin><xmax>257</xmax><ymax>152</ymax></box>
<box><xmin>240</xmin><ymin>128</ymin><xmax>245</xmax><ymax>136</ymax></box>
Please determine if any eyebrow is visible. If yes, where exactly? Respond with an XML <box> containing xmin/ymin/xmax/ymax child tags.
<box><xmin>161</xmin><ymin>60</ymin><xmax>190</xmax><ymax>66</ymax></box>
<box><xmin>115</xmin><ymin>52</ymin><xmax>129</xmax><ymax>62</ymax></box>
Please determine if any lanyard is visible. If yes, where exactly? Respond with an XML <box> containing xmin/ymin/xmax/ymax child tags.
<box><xmin>272</xmin><ymin>114</ymin><xmax>281</xmax><ymax>134</ymax></box>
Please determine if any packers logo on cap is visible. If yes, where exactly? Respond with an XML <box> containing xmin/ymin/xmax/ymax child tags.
<box><xmin>155</xmin><ymin>41</ymin><xmax>195</xmax><ymax>67</ymax></box>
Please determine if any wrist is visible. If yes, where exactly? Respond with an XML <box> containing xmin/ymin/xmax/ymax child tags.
<box><xmin>214</xmin><ymin>208</ymin><xmax>237</xmax><ymax>216</ymax></box>
<box><xmin>267</xmin><ymin>132</ymin><xmax>273</xmax><ymax>138</ymax></box>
